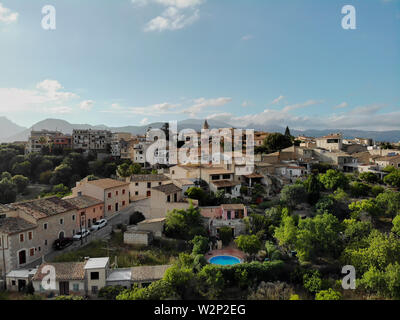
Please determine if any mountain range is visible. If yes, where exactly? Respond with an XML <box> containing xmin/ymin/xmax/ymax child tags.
<box><xmin>0</xmin><ymin>117</ymin><xmax>399</xmax><ymax>143</ymax></box>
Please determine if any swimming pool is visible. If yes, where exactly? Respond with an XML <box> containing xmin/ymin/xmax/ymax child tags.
<box><xmin>209</xmin><ymin>255</ymin><xmax>241</xmax><ymax>266</ymax></box>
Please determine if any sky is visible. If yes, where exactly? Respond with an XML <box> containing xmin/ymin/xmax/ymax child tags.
<box><xmin>0</xmin><ymin>0</ymin><xmax>399</xmax><ymax>131</ymax></box>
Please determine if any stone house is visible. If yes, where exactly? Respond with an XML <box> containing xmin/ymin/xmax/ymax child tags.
<box><xmin>84</xmin><ymin>257</ymin><xmax>110</xmax><ymax>296</ymax></box>
<box><xmin>128</xmin><ymin>174</ymin><xmax>171</xmax><ymax>200</ymax></box>
<box><xmin>32</xmin><ymin>262</ymin><xmax>86</xmax><ymax>296</ymax></box>
<box><xmin>71</xmin><ymin>178</ymin><xmax>130</xmax><ymax>217</ymax></box>
<box><xmin>63</xmin><ymin>195</ymin><xmax>104</xmax><ymax>229</ymax></box>
<box><xmin>0</xmin><ymin>197</ymin><xmax>78</xmax><ymax>273</ymax></box>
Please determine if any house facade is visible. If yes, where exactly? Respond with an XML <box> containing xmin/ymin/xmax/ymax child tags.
<box><xmin>71</xmin><ymin>178</ymin><xmax>130</xmax><ymax>217</ymax></box>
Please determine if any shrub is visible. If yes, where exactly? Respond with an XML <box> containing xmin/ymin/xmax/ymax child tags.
<box><xmin>315</xmin><ymin>288</ymin><xmax>342</xmax><ymax>300</ymax></box>
<box><xmin>98</xmin><ymin>286</ymin><xmax>126</xmax><ymax>300</ymax></box>
<box><xmin>219</xmin><ymin>227</ymin><xmax>233</xmax><ymax>246</ymax></box>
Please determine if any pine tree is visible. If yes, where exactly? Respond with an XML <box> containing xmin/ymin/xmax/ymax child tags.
<box><xmin>284</xmin><ymin>126</ymin><xmax>291</xmax><ymax>137</ymax></box>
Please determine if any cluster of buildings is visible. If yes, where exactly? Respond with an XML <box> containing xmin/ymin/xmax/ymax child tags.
<box><xmin>5</xmin><ymin>256</ymin><xmax>170</xmax><ymax>297</ymax></box>
<box><xmin>0</xmin><ymin>178</ymin><xmax>130</xmax><ymax>276</ymax></box>
<box><xmin>5</xmin><ymin>122</ymin><xmax>399</xmax><ymax>298</ymax></box>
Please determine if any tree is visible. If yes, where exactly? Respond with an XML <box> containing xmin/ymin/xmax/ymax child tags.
<box><xmin>303</xmin><ymin>270</ymin><xmax>322</xmax><ymax>294</ymax></box>
<box><xmin>295</xmin><ymin>213</ymin><xmax>342</xmax><ymax>262</ymax></box>
<box><xmin>235</xmin><ymin>235</ymin><xmax>261</xmax><ymax>257</ymax></box>
<box><xmin>129</xmin><ymin>163</ymin><xmax>143</xmax><ymax>175</ymax></box>
<box><xmin>191</xmin><ymin>235</ymin><xmax>209</xmax><ymax>255</ymax></box>
<box><xmin>383</xmin><ymin>169</ymin><xmax>400</xmax><ymax>188</ymax></box>
<box><xmin>0</xmin><ymin>178</ymin><xmax>17</xmax><ymax>204</ymax></box>
<box><xmin>348</xmin><ymin>199</ymin><xmax>382</xmax><ymax>219</ymax></box>
<box><xmin>342</xmin><ymin>219</ymin><xmax>372</xmax><ymax>242</ymax></box>
<box><xmin>197</xmin><ymin>264</ymin><xmax>225</xmax><ymax>299</ymax></box>
<box><xmin>11</xmin><ymin>175</ymin><xmax>29</xmax><ymax>193</ymax></box>
<box><xmin>280</xmin><ymin>184</ymin><xmax>307</xmax><ymax>208</ymax></box>
<box><xmin>264</xmin><ymin>241</ymin><xmax>281</xmax><ymax>261</ymax></box>
<box><xmin>12</xmin><ymin>161</ymin><xmax>31</xmax><ymax>177</ymax></box>
<box><xmin>303</xmin><ymin>171</ymin><xmax>321</xmax><ymax>204</ymax></box>
<box><xmin>315</xmin><ymin>288</ymin><xmax>342</xmax><ymax>300</ymax></box>
<box><xmin>116</xmin><ymin>163</ymin><xmax>131</xmax><ymax>178</ymax></box>
<box><xmin>185</xmin><ymin>187</ymin><xmax>207</xmax><ymax>205</ymax></box>
<box><xmin>349</xmin><ymin>181</ymin><xmax>371</xmax><ymax>198</ymax></box>
<box><xmin>319</xmin><ymin>169</ymin><xmax>348</xmax><ymax>191</ymax></box>
<box><xmin>376</xmin><ymin>190</ymin><xmax>400</xmax><ymax>218</ymax></box>
<box><xmin>284</xmin><ymin>126</ymin><xmax>292</xmax><ymax>138</ymax></box>
<box><xmin>274</xmin><ymin>214</ymin><xmax>297</xmax><ymax>251</ymax></box>
<box><xmin>359</xmin><ymin>172</ymin><xmax>379</xmax><ymax>184</ymax></box>
<box><xmin>164</xmin><ymin>203</ymin><xmax>207</xmax><ymax>240</ymax></box>
<box><xmin>315</xmin><ymin>196</ymin><xmax>335</xmax><ymax>215</ymax></box>
<box><xmin>261</xmin><ymin>133</ymin><xmax>292</xmax><ymax>154</ymax></box>
<box><xmin>98</xmin><ymin>286</ymin><xmax>125</xmax><ymax>300</ymax></box>
<box><xmin>117</xmin><ymin>280</ymin><xmax>177</xmax><ymax>300</ymax></box>
<box><xmin>218</xmin><ymin>227</ymin><xmax>233</xmax><ymax>246</ymax></box>
<box><xmin>392</xmin><ymin>215</ymin><xmax>400</xmax><ymax>236</ymax></box>
<box><xmin>50</xmin><ymin>164</ymin><xmax>73</xmax><ymax>186</ymax></box>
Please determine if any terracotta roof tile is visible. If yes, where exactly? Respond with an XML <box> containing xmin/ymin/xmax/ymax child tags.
<box><xmin>0</xmin><ymin>217</ymin><xmax>36</xmax><ymax>234</ymax></box>
<box><xmin>86</xmin><ymin>178</ymin><xmax>129</xmax><ymax>189</ymax></box>
<box><xmin>131</xmin><ymin>265</ymin><xmax>171</xmax><ymax>282</ymax></box>
<box><xmin>32</xmin><ymin>262</ymin><xmax>86</xmax><ymax>281</ymax></box>
<box><xmin>152</xmin><ymin>183</ymin><xmax>182</xmax><ymax>194</ymax></box>
<box><xmin>64</xmin><ymin>195</ymin><xmax>103</xmax><ymax>209</ymax></box>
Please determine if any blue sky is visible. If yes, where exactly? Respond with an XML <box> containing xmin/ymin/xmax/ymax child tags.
<box><xmin>0</xmin><ymin>0</ymin><xmax>399</xmax><ymax>130</ymax></box>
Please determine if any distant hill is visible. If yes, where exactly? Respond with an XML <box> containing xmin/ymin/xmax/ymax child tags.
<box><xmin>0</xmin><ymin>117</ymin><xmax>27</xmax><ymax>141</ymax></box>
<box><xmin>1</xmin><ymin>118</ymin><xmax>233</xmax><ymax>142</ymax></box>
<box><xmin>1</xmin><ymin>117</ymin><xmax>399</xmax><ymax>143</ymax></box>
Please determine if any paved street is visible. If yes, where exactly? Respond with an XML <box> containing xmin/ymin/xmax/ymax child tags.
<box><xmin>23</xmin><ymin>203</ymin><xmax>136</xmax><ymax>269</ymax></box>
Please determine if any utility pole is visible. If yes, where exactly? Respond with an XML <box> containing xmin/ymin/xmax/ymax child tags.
<box><xmin>2</xmin><ymin>235</ymin><xmax>7</xmax><ymax>290</ymax></box>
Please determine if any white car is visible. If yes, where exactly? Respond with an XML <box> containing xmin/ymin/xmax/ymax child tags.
<box><xmin>73</xmin><ymin>229</ymin><xmax>90</xmax><ymax>240</ymax></box>
<box><xmin>90</xmin><ymin>219</ymin><xmax>107</xmax><ymax>231</ymax></box>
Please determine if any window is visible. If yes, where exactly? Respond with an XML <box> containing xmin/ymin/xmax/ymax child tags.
<box><xmin>122</xmin><ymin>189</ymin><xmax>125</xmax><ymax>195</ymax></box>
<box><xmin>78</xmin><ymin>191</ymin><xmax>82</xmax><ymax>196</ymax></box>
<box><xmin>60</xmin><ymin>218</ymin><xmax>64</xmax><ymax>225</ymax></box>
<box><xmin>72</xmin><ymin>215</ymin><xmax>76</xmax><ymax>221</ymax></box>
<box><xmin>38</xmin><ymin>247</ymin><xmax>41</xmax><ymax>252</ymax></box>
<box><xmin>135</xmin><ymin>191</ymin><xmax>139</xmax><ymax>196</ymax></box>
<box><xmin>11</xmin><ymin>280</ymin><xmax>16</xmax><ymax>286</ymax></box>
<box><xmin>116</xmin><ymin>191</ymin><xmax>119</xmax><ymax>196</ymax></box>
<box><xmin>108</xmin><ymin>205</ymin><xmax>111</xmax><ymax>211</ymax></box>
<box><xmin>108</xmin><ymin>192</ymin><xmax>111</xmax><ymax>198</ymax></box>
<box><xmin>159</xmin><ymin>182</ymin><xmax>162</xmax><ymax>186</ymax></box>
<box><xmin>211</xmin><ymin>175</ymin><xmax>220</xmax><ymax>181</ymax></box>
<box><xmin>222</xmin><ymin>174</ymin><xmax>231</xmax><ymax>180</ymax></box>
<box><xmin>174</xmin><ymin>193</ymin><xmax>177</xmax><ymax>202</ymax></box>
<box><xmin>43</xmin><ymin>223</ymin><xmax>48</xmax><ymax>230</ymax></box>
<box><xmin>147</xmin><ymin>182</ymin><xmax>151</xmax><ymax>188</ymax></box>
<box><xmin>44</xmin><ymin>240</ymin><xmax>48</xmax><ymax>246</ymax></box>
<box><xmin>73</xmin><ymin>283</ymin><xmax>80</xmax><ymax>291</ymax></box>
<box><xmin>122</xmin><ymin>201</ymin><xmax>125</xmax><ymax>206</ymax></box>
<box><xmin>19</xmin><ymin>234</ymin><xmax>24</xmax><ymax>242</ymax></box>
<box><xmin>93</xmin><ymin>208</ymin><xmax>96</xmax><ymax>213</ymax></box>
<box><xmin>91</xmin><ymin>286</ymin><xmax>98</xmax><ymax>294</ymax></box>
<box><xmin>28</xmin><ymin>232</ymin><xmax>33</xmax><ymax>240</ymax></box>
<box><xmin>29</xmin><ymin>248</ymin><xmax>34</xmax><ymax>256</ymax></box>
<box><xmin>167</xmin><ymin>195</ymin><xmax>171</xmax><ymax>202</ymax></box>
<box><xmin>90</xmin><ymin>272</ymin><xmax>99</xmax><ymax>280</ymax></box>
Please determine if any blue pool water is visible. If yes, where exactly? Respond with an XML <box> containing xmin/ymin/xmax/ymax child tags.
<box><xmin>209</xmin><ymin>255</ymin><xmax>241</xmax><ymax>266</ymax></box>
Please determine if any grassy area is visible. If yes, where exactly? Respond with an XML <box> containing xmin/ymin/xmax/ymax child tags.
<box><xmin>51</xmin><ymin>232</ymin><xmax>186</xmax><ymax>267</ymax></box>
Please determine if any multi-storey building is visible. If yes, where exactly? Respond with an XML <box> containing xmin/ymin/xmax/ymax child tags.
<box><xmin>70</xmin><ymin>178</ymin><xmax>130</xmax><ymax>217</ymax></box>
<box><xmin>0</xmin><ymin>197</ymin><xmax>78</xmax><ymax>274</ymax></box>
<box><xmin>26</xmin><ymin>130</ymin><xmax>70</xmax><ymax>154</ymax></box>
<box><xmin>72</xmin><ymin>129</ymin><xmax>112</xmax><ymax>152</ymax></box>
<box><xmin>111</xmin><ymin>132</ymin><xmax>133</xmax><ymax>157</ymax></box>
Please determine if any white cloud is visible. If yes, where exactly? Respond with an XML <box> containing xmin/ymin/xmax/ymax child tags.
<box><xmin>270</xmin><ymin>95</ymin><xmax>285</xmax><ymax>105</ymax></box>
<box><xmin>206</xmin><ymin>102</ymin><xmax>400</xmax><ymax>131</ymax></box>
<box><xmin>133</xmin><ymin>0</ymin><xmax>204</xmax><ymax>32</ymax></box>
<box><xmin>43</xmin><ymin>106</ymin><xmax>74</xmax><ymax>114</ymax></box>
<box><xmin>102</xmin><ymin>102</ymin><xmax>180</xmax><ymax>116</ymax></box>
<box><xmin>144</xmin><ymin>6</ymin><xmax>199</xmax><ymax>32</ymax></box>
<box><xmin>183</xmin><ymin>97</ymin><xmax>232</xmax><ymax>116</ymax></box>
<box><xmin>241</xmin><ymin>34</ymin><xmax>254</xmax><ymax>41</ymax></box>
<box><xmin>80</xmin><ymin>100</ymin><xmax>94</xmax><ymax>111</ymax></box>
<box><xmin>333</xmin><ymin>102</ymin><xmax>348</xmax><ymax>109</ymax></box>
<box><xmin>282</xmin><ymin>99</ymin><xmax>321</xmax><ymax>113</ymax></box>
<box><xmin>0</xmin><ymin>80</ymin><xmax>79</xmax><ymax>114</ymax></box>
<box><xmin>0</xmin><ymin>3</ymin><xmax>18</xmax><ymax>24</ymax></box>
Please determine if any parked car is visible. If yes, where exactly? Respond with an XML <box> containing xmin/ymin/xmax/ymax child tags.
<box><xmin>73</xmin><ymin>229</ymin><xmax>90</xmax><ymax>241</ymax></box>
<box><xmin>53</xmin><ymin>237</ymin><xmax>74</xmax><ymax>250</ymax></box>
<box><xmin>90</xmin><ymin>219</ymin><xmax>108</xmax><ymax>231</ymax></box>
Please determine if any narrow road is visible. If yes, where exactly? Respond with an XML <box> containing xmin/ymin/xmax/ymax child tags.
<box><xmin>23</xmin><ymin>203</ymin><xmax>136</xmax><ymax>268</ymax></box>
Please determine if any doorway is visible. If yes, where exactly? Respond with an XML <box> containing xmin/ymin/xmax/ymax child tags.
<box><xmin>59</xmin><ymin>281</ymin><xmax>70</xmax><ymax>295</ymax></box>
<box><xmin>18</xmin><ymin>250</ymin><xmax>26</xmax><ymax>265</ymax></box>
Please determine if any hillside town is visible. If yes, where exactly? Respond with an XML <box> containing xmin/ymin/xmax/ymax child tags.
<box><xmin>1</xmin><ymin>121</ymin><xmax>399</xmax><ymax>300</ymax></box>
